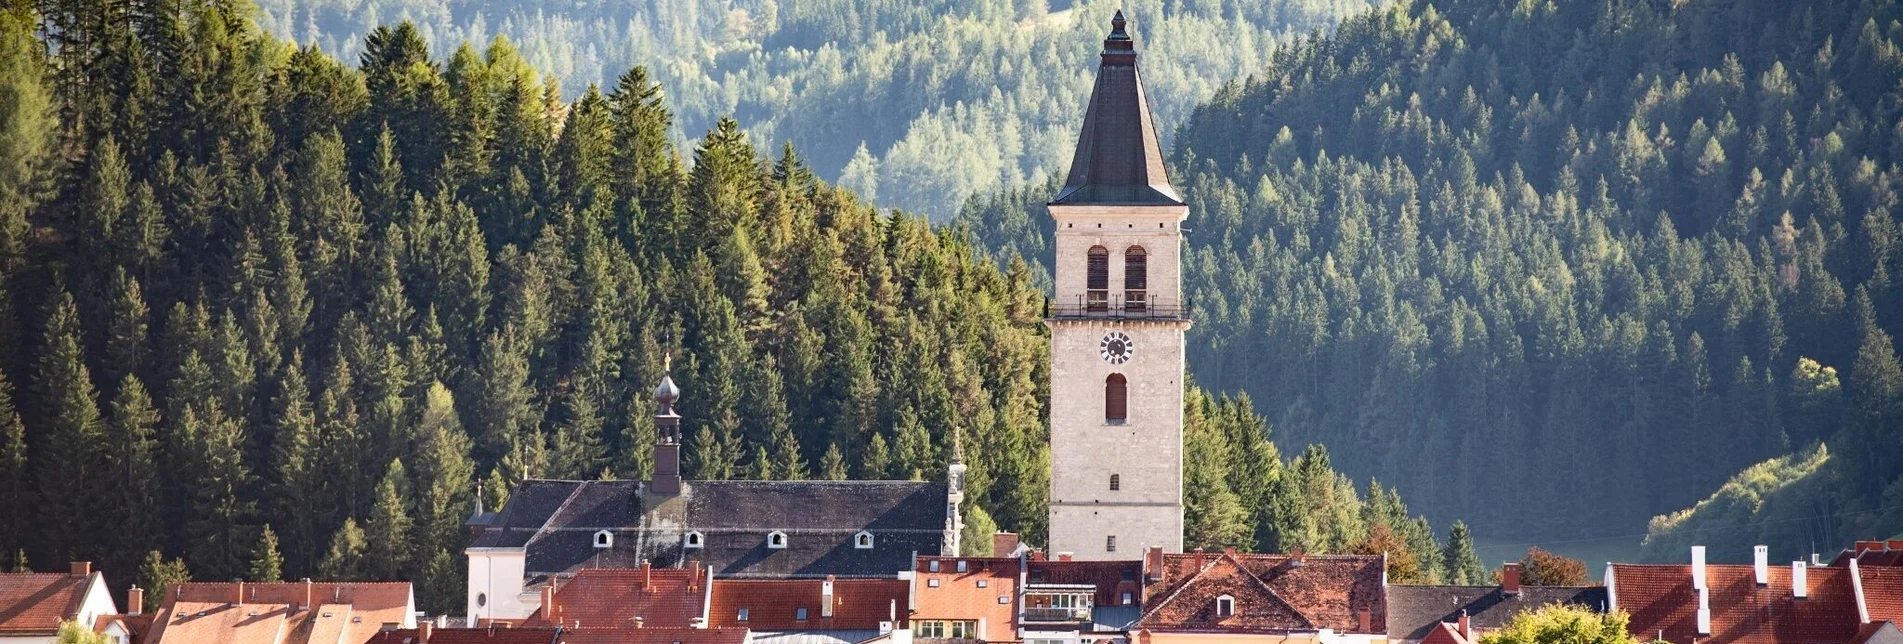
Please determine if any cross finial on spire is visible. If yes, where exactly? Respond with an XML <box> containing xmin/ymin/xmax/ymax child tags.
<box><xmin>1111</xmin><ymin>10</ymin><xmax>1127</xmax><ymax>36</ymax></box>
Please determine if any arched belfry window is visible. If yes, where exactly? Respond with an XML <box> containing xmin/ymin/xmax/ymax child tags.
<box><xmin>1124</xmin><ymin>246</ymin><xmax>1148</xmax><ymax>312</ymax></box>
<box><xmin>1105</xmin><ymin>374</ymin><xmax>1128</xmax><ymax>424</ymax></box>
<box><xmin>1086</xmin><ymin>246</ymin><xmax>1110</xmax><ymax>311</ymax></box>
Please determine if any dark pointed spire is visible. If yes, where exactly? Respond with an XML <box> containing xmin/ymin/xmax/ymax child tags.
<box><xmin>1052</xmin><ymin>10</ymin><xmax>1181</xmax><ymax>206</ymax></box>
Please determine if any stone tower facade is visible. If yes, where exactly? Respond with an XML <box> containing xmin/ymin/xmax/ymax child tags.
<box><xmin>1045</xmin><ymin>11</ymin><xmax>1188</xmax><ymax>560</ymax></box>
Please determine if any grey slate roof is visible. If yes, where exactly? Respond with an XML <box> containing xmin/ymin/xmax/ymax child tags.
<box><xmin>472</xmin><ymin>479</ymin><xmax>947</xmax><ymax>582</ymax></box>
<box><xmin>1385</xmin><ymin>585</ymin><xmax>1608</xmax><ymax>641</ymax></box>
<box><xmin>1052</xmin><ymin>12</ymin><xmax>1182</xmax><ymax>207</ymax></box>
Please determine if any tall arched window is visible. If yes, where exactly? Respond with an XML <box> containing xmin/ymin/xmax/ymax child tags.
<box><xmin>1086</xmin><ymin>246</ymin><xmax>1109</xmax><ymax>311</ymax></box>
<box><xmin>1105</xmin><ymin>374</ymin><xmax>1127</xmax><ymax>423</ymax></box>
<box><xmin>1124</xmin><ymin>246</ymin><xmax>1148</xmax><ymax>312</ymax></box>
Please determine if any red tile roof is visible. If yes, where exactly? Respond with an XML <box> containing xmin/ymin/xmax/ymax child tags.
<box><xmin>559</xmin><ymin>626</ymin><xmax>750</xmax><ymax>644</ymax></box>
<box><xmin>145</xmin><ymin>581</ymin><xmax>414</xmax><ymax>644</ymax></box>
<box><xmin>1612</xmin><ymin>564</ymin><xmax>1862</xmax><ymax>644</ymax></box>
<box><xmin>529</xmin><ymin>568</ymin><xmax>707</xmax><ymax>629</ymax></box>
<box><xmin>1137</xmin><ymin>552</ymin><xmax>1386</xmax><ymax>634</ymax></box>
<box><xmin>0</xmin><ymin>572</ymin><xmax>92</xmax><ymax>634</ymax></box>
<box><xmin>364</xmin><ymin>626</ymin><xmax>559</xmax><ymax>643</ymax></box>
<box><xmin>1421</xmin><ymin>621</ymin><xmax>1473</xmax><ymax>644</ymax></box>
<box><xmin>709</xmin><ymin>578</ymin><xmax>908</xmax><ymax>630</ymax></box>
<box><xmin>1028</xmin><ymin>560</ymin><xmax>1142</xmax><ymax>607</ymax></box>
<box><xmin>912</xmin><ymin>557</ymin><xmax>1020</xmax><ymax>642</ymax></box>
<box><xmin>1862</xmin><ymin>566</ymin><xmax>1903</xmax><ymax>624</ymax></box>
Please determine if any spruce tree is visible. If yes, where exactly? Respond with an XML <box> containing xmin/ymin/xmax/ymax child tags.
<box><xmin>819</xmin><ymin>444</ymin><xmax>847</xmax><ymax>481</ymax></box>
<box><xmin>365</xmin><ymin>459</ymin><xmax>413</xmax><ymax>580</ymax></box>
<box><xmin>411</xmin><ymin>382</ymin><xmax>474</xmax><ymax>571</ymax></box>
<box><xmin>249</xmin><ymin>524</ymin><xmax>284</xmax><ymax>582</ymax></box>
<box><xmin>318</xmin><ymin>518</ymin><xmax>368</xmax><ymax>581</ymax></box>
<box><xmin>104</xmin><ymin>374</ymin><xmax>161</xmax><ymax>575</ymax></box>
<box><xmin>35</xmin><ymin>287</ymin><xmax>109</xmax><ymax>563</ymax></box>
<box><xmin>1442</xmin><ymin>521</ymin><xmax>1484</xmax><ymax>584</ymax></box>
<box><xmin>269</xmin><ymin>352</ymin><xmax>322</xmax><ymax>570</ymax></box>
<box><xmin>183</xmin><ymin>402</ymin><xmax>259</xmax><ymax>581</ymax></box>
<box><xmin>0</xmin><ymin>367</ymin><xmax>26</xmax><ymax>554</ymax></box>
<box><xmin>137</xmin><ymin>551</ymin><xmax>189</xmax><ymax>611</ymax></box>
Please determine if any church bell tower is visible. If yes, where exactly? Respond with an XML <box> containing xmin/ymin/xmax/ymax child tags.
<box><xmin>1045</xmin><ymin>11</ymin><xmax>1188</xmax><ymax>560</ymax></box>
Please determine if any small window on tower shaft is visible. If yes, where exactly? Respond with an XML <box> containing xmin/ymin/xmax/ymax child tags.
<box><xmin>1107</xmin><ymin>536</ymin><xmax>1117</xmax><ymax>552</ymax></box>
<box><xmin>1110</xmin><ymin>474</ymin><xmax>1120</xmax><ymax>491</ymax></box>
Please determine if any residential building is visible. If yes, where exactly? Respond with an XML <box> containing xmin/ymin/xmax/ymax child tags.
<box><xmin>709</xmin><ymin>576</ymin><xmax>910</xmax><ymax>640</ymax></box>
<box><xmin>1044</xmin><ymin>9</ymin><xmax>1190</xmax><ymax>561</ymax></box>
<box><xmin>1610</xmin><ymin>546</ymin><xmax>1865</xmax><ymax>644</ymax></box>
<box><xmin>1022</xmin><ymin>558</ymin><xmax>1144</xmax><ymax>644</ymax></box>
<box><xmin>908</xmin><ymin>557</ymin><xmax>1021</xmax><ymax>643</ymax></box>
<box><xmin>363</xmin><ymin>624</ymin><xmax>752</xmax><ymax>644</ymax></box>
<box><xmin>1832</xmin><ymin>542</ymin><xmax>1903</xmax><ymax>568</ymax></box>
<box><xmin>1386</xmin><ymin>564</ymin><xmax>1606</xmax><ymax>643</ymax></box>
<box><xmin>523</xmin><ymin>565</ymin><xmax>710</xmax><ymax>629</ymax></box>
<box><xmin>0</xmin><ymin>562</ymin><xmax>118</xmax><ymax>644</ymax></box>
<box><xmin>141</xmin><ymin>580</ymin><xmax>414</xmax><ymax>644</ymax></box>
<box><xmin>1133</xmin><ymin>548</ymin><xmax>1388</xmax><ymax>644</ymax></box>
<box><xmin>466</xmin><ymin>367</ymin><xmax>964</xmax><ymax>622</ymax></box>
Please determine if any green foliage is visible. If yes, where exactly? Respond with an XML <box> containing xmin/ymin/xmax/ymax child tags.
<box><xmin>1479</xmin><ymin>605</ymin><xmax>1650</xmax><ymax>644</ymax></box>
<box><xmin>250</xmin><ymin>525</ymin><xmax>284</xmax><ymax>582</ymax></box>
<box><xmin>319</xmin><ymin>517</ymin><xmax>368</xmax><ymax>581</ymax></box>
<box><xmin>56</xmin><ymin>620</ymin><xmax>110</xmax><ymax>644</ymax></box>
<box><xmin>137</xmin><ymin>551</ymin><xmax>189</xmax><ymax>612</ymax></box>
<box><xmin>964</xmin><ymin>0</ymin><xmax>1903</xmax><ymax>545</ymax></box>
<box><xmin>1443</xmin><ymin>521</ymin><xmax>1484</xmax><ymax>585</ymax></box>
<box><xmin>1518</xmin><ymin>547</ymin><xmax>1589</xmax><ymax>587</ymax></box>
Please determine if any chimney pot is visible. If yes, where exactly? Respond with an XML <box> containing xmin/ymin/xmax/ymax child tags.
<box><xmin>69</xmin><ymin>561</ymin><xmax>90</xmax><ymax>577</ymax></box>
<box><xmin>1223</xmin><ymin>546</ymin><xmax>1237</xmax><ymax>557</ymax></box>
<box><xmin>1358</xmin><ymin>609</ymin><xmax>1371</xmax><ymax>633</ymax></box>
<box><xmin>1059</xmin><ymin>552</ymin><xmax>1074</xmax><ymax>562</ymax></box>
<box><xmin>235</xmin><ymin>580</ymin><xmax>245</xmax><ymax>606</ymax></box>
<box><xmin>127</xmin><ymin>586</ymin><xmax>144</xmax><ymax>616</ymax></box>
<box><xmin>1501</xmin><ymin>563</ymin><xmax>1521</xmax><ymax>595</ymax></box>
<box><xmin>1754</xmin><ymin>545</ymin><xmax>1769</xmax><ymax>586</ymax></box>
<box><xmin>1146</xmin><ymin>546</ymin><xmax>1165</xmax><ymax>582</ymax></box>
<box><xmin>1192</xmin><ymin>548</ymin><xmax>1205</xmax><ymax>570</ymax></box>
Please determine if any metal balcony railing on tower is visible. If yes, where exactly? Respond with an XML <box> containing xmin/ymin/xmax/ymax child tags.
<box><xmin>1046</xmin><ymin>294</ymin><xmax>1191</xmax><ymax>321</ymax></box>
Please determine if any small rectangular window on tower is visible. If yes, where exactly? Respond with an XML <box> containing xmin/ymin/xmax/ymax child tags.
<box><xmin>1106</xmin><ymin>535</ymin><xmax>1117</xmax><ymax>552</ymax></box>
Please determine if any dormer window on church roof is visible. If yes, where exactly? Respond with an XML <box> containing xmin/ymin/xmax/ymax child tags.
<box><xmin>684</xmin><ymin>531</ymin><xmax>704</xmax><ymax>549</ymax></box>
<box><xmin>768</xmin><ymin>531</ymin><xmax>788</xmax><ymax>549</ymax></box>
<box><xmin>594</xmin><ymin>530</ymin><xmax>613</xmax><ymax>549</ymax></box>
<box><xmin>855</xmin><ymin>531</ymin><xmax>874</xmax><ymax>549</ymax></box>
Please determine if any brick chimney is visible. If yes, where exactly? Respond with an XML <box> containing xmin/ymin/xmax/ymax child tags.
<box><xmin>1357</xmin><ymin>609</ymin><xmax>1371</xmax><ymax>633</ymax></box>
<box><xmin>1145</xmin><ymin>546</ymin><xmax>1165</xmax><ymax>582</ymax></box>
<box><xmin>1058</xmin><ymin>552</ymin><xmax>1074</xmax><ymax>562</ymax></box>
<box><xmin>1223</xmin><ymin>546</ymin><xmax>1237</xmax><ymax>557</ymax></box>
<box><xmin>418</xmin><ymin>620</ymin><xmax>434</xmax><ymax>643</ymax></box>
<box><xmin>70</xmin><ymin>561</ymin><xmax>90</xmax><ymax>577</ymax></box>
<box><xmin>1501</xmin><ymin>563</ymin><xmax>1521</xmax><ymax>595</ymax></box>
<box><xmin>541</xmin><ymin>584</ymin><xmax>557</xmax><ymax>620</ymax></box>
<box><xmin>993</xmin><ymin>532</ymin><xmax>1020</xmax><ymax>557</ymax></box>
<box><xmin>651</xmin><ymin>364</ymin><xmax>684</xmax><ymax>496</ymax></box>
<box><xmin>302</xmin><ymin>578</ymin><xmax>314</xmax><ymax>611</ymax></box>
<box><xmin>1457</xmin><ymin>610</ymin><xmax>1470</xmax><ymax>640</ymax></box>
<box><xmin>127</xmin><ymin>586</ymin><xmax>144</xmax><ymax>616</ymax></box>
<box><xmin>1192</xmin><ymin>548</ymin><xmax>1205</xmax><ymax>570</ymax></box>
<box><xmin>235</xmin><ymin>580</ymin><xmax>245</xmax><ymax>606</ymax></box>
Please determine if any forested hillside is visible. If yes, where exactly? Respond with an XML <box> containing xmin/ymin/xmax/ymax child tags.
<box><xmin>245</xmin><ymin>0</ymin><xmax>1374</xmax><ymax>220</ymax></box>
<box><xmin>0</xmin><ymin>0</ymin><xmax>1473</xmax><ymax>613</ymax></box>
<box><xmin>960</xmin><ymin>0</ymin><xmax>1903</xmax><ymax>550</ymax></box>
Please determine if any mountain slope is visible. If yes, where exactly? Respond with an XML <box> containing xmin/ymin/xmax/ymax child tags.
<box><xmin>961</xmin><ymin>0</ymin><xmax>1903</xmax><ymax>545</ymax></box>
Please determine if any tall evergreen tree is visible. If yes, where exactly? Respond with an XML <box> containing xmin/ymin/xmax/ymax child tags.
<box><xmin>34</xmin><ymin>287</ymin><xmax>108</xmax><ymax>563</ymax></box>
<box><xmin>249</xmin><ymin>524</ymin><xmax>284</xmax><ymax>582</ymax></box>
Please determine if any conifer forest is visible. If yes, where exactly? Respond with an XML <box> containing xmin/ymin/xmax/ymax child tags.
<box><xmin>1</xmin><ymin>0</ymin><xmax>1901</xmax><ymax>615</ymax></box>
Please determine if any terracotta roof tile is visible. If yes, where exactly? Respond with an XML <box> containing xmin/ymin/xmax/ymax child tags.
<box><xmin>1027</xmin><ymin>560</ymin><xmax>1142</xmax><ymax>607</ymax></box>
<box><xmin>529</xmin><ymin>568</ymin><xmax>707</xmax><ymax>629</ymax></box>
<box><xmin>364</xmin><ymin>626</ymin><xmax>752</xmax><ymax>644</ymax></box>
<box><xmin>0</xmin><ymin>573</ymin><xmax>89</xmax><ymax>634</ymax></box>
<box><xmin>1612</xmin><ymin>564</ymin><xmax>1861</xmax><ymax>644</ymax></box>
<box><xmin>1137</xmin><ymin>552</ymin><xmax>1386</xmax><ymax>634</ymax></box>
<box><xmin>710</xmin><ymin>579</ymin><xmax>908</xmax><ymax>630</ymax></box>
<box><xmin>145</xmin><ymin>581</ymin><xmax>414</xmax><ymax>644</ymax></box>
<box><xmin>364</xmin><ymin>627</ymin><xmax>560</xmax><ymax>644</ymax></box>
<box><xmin>1862</xmin><ymin>567</ymin><xmax>1903</xmax><ymax>624</ymax></box>
<box><xmin>912</xmin><ymin>557</ymin><xmax>1020</xmax><ymax>642</ymax></box>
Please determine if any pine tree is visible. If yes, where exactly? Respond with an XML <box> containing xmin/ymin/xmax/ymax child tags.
<box><xmin>1442</xmin><ymin>521</ymin><xmax>1484</xmax><ymax>584</ymax></box>
<box><xmin>183</xmin><ymin>402</ymin><xmax>259</xmax><ymax>581</ymax></box>
<box><xmin>0</xmin><ymin>367</ymin><xmax>26</xmax><ymax>554</ymax></box>
<box><xmin>0</xmin><ymin>11</ymin><xmax>58</xmax><ymax>277</ymax></box>
<box><xmin>269</xmin><ymin>352</ymin><xmax>323</xmax><ymax>571</ymax></box>
<box><xmin>102</xmin><ymin>270</ymin><xmax>149</xmax><ymax>389</ymax></box>
<box><xmin>104</xmin><ymin>374</ymin><xmax>161</xmax><ymax>575</ymax></box>
<box><xmin>249</xmin><ymin>524</ymin><xmax>284</xmax><ymax>582</ymax></box>
<box><xmin>411</xmin><ymin>382</ymin><xmax>474</xmax><ymax>572</ymax></box>
<box><xmin>137</xmin><ymin>551</ymin><xmax>189</xmax><ymax>611</ymax></box>
<box><xmin>364</xmin><ymin>459</ymin><xmax>413</xmax><ymax>580</ymax></box>
<box><xmin>318</xmin><ymin>518</ymin><xmax>368</xmax><ymax>581</ymax></box>
<box><xmin>819</xmin><ymin>444</ymin><xmax>848</xmax><ymax>481</ymax></box>
<box><xmin>548</xmin><ymin>386</ymin><xmax>605</xmax><ymax>479</ymax></box>
<box><xmin>35</xmin><ymin>287</ymin><xmax>109</xmax><ymax>563</ymax></box>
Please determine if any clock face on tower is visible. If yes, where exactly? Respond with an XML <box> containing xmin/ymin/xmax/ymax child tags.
<box><xmin>1100</xmin><ymin>332</ymin><xmax>1134</xmax><ymax>364</ymax></box>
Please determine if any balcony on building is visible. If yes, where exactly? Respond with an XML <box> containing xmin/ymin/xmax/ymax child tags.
<box><xmin>1022</xmin><ymin>585</ymin><xmax>1098</xmax><ymax>624</ymax></box>
<box><xmin>1046</xmin><ymin>294</ymin><xmax>1190</xmax><ymax>321</ymax></box>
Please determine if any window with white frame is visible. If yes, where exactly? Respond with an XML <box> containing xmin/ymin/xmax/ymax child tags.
<box><xmin>684</xmin><ymin>531</ymin><xmax>704</xmax><ymax>549</ymax></box>
<box><xmin>594</xmin><ymin>530</ymin><xmax>613</xmax><ymax>548</ymax></box>
<box><xmin>767</xmin><ymin>531</ymin><xmax>788</xmax><ymax>549</ymax></box>
<box><xmin>855</xmin><ymin>531</ymin><xmax>874</xmax><ymax>549</ymax></box>
<box><xmin>915</xmin><ymin>620</ymin><xmax>977</xmax><ymax>638</ymax></box>
<box><xmin>1216</xmin><ymin>595</ymin><xmax>1235</xmax><ymax>617</ymax></box>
